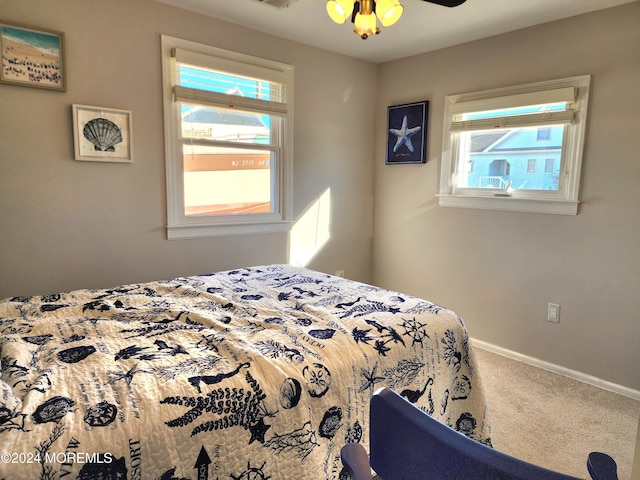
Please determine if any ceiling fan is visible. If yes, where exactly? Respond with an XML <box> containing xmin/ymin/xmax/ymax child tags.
<box><xmin>423</xmin><ymin>0</ymin><xmax>467</xmax><ymax>7</ymax></box>
<box><xmin>327</xmin><ymin>0</ymin><xmax>468</xmax><ymax>39</ymax></box>
<box><xmin>423</xmin><ymin>0</ymin><xmax>467</xmax><ymax>6</ymax></box>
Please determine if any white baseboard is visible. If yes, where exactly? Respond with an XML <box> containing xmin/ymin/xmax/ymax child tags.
<box><xmin>471</xmin><ymin>338</ymin><xmax>640</xmax><ymax>401</ymax></box>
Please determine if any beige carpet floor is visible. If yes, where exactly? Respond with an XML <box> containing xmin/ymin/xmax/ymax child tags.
<box><xmin>474</xmin><ymin>347</ymin><xmax>639</xmax><ymax>479</ymax></box>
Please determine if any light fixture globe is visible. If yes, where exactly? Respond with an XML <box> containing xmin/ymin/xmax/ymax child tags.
<box><xmin>327</xmin><ymin>0</ymin><xmax>403</xmax><ymax>39</ymax></box>
<box><xmin>353</xmin><ymin>10</ymin><xmax>377</xmax><ymax>39</ymax></box>
<box><xmin>376</xmin><ymin>0</ymin><xmax>403</xmax><ymax>26</ymax></box>
<box><xmin>326</xmin><ymin>0</ymin><xmax>355</xmax><ymax>24</ymax></box>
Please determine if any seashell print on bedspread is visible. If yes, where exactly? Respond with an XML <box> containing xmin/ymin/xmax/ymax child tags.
<box><xmin>0</xmin><ymin>265</ymin><xmax>491</xmax><ymax>479</ymax></box>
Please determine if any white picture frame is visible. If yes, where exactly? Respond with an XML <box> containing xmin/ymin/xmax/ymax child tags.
<box><xmin>72</xmin><ymin>104</ymin><xmax>133</xmax><ymax>163</ymax></box>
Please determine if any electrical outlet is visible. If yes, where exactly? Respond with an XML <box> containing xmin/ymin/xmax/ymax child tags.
<box><xmin>548</xmin><ymin>303</ymin><xmax>560</xmax><ymax>323</ymax></box>
<box><xmin>335</xmin><ymin>270</ymin><xmax>345</xmax><ymax>278</ymax></box>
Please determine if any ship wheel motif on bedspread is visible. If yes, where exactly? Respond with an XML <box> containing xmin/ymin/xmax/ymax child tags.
<box><xmin>230</xmin><ymin>460</ymin><xmax>271</xmax><ymax>480</ymax></box>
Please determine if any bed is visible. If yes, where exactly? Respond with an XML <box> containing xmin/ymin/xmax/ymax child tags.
<box><xmin>0</xmin><ymin>264</ymin><xmax>491</xmax><ymax>480</ymax></box>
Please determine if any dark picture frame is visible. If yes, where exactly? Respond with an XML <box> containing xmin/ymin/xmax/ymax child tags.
<box><xmin>0</xmin><ymin>21</ymin><xmax>66</xmax><ymax>91</ymax></box>
<box><xmin>386</xmin><ymin>100</ymin><xmax>429</xmax><ymax>165</ymax></box>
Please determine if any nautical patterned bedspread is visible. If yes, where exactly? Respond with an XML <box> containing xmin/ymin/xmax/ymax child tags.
<box><xmin>0</xmin><ymin>265</ymin><xmax>491</xmax><ymax>480</ymax></box>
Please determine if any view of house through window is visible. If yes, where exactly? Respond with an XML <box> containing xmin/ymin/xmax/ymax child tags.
<box><xmin>455</xmin><ymin>105</ymin><xmax>565</xmax><ymax>192</ymax></box>
<box><xmin>439</xmin><ymin>75</ymin><xmax>590</xmax><ymax>215</ymax></box>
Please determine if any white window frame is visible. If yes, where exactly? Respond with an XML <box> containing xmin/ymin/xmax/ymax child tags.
<box><xmin>161</xmin><ymin>35</ymin><xmax>294</xmax><ymax>239</ymax></box>
<box><xmin>438</xmin><ymin>75</ymin><xmax>591</xmax><ymax>215</ymax></box>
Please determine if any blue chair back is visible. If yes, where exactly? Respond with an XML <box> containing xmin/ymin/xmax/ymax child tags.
<box><xmin>342</xmin><ymin>387</ymin><xmax>618</xmax><ymax>480</ymax></box>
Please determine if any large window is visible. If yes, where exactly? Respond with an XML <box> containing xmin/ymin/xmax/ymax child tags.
<box><xmin>439</xmin><ymin>75</ymin><xmax>591</xmax><ymax>215</ymax></box>
<box><xmin>161</xmin><ymin>36</ymin><xmax>293</xmax><ymax>239</ymax></box>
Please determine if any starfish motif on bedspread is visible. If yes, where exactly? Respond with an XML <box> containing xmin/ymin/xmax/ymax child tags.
<box><xmin>248</xmin><ymin>417</ymin><xmax>271</xmax><ymax>444</ymax></box>
<box><xmin>106</xmin><ymin>364</ymin><xmax>149</xmax><ymax>386</ymax></box>
<box><xmin>359</xmin><ymin>362</ymin><xmax>385</xmax><ymax>396</ymax></box>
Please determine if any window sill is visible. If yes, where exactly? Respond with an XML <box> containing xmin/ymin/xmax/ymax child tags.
<box><xmin>437</xmin><ymin>194</ymin><xmax>579</xmax><ymax>215</ymax></box>
<box><xmin>167</xmin><ymin>220</ymin><xmax>293</xmax><ymax>240</ymax></box>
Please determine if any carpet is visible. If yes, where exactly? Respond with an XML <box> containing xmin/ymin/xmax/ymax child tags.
<box><xmin>474</xmin><ymin>347</ymin><xmax>639</xmax><ymax>479</ymax></box>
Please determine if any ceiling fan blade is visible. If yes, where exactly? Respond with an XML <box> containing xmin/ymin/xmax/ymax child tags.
<box><xmin>422</xmin><ymin>0</ymin><xmax>467</xmax><ymax>7</ymax></box>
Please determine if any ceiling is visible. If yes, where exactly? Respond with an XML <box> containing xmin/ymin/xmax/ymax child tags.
<box><xmin>154</xmin><ymin>0</ymin><xmax>637</xmax><ymax>63</ymax></box>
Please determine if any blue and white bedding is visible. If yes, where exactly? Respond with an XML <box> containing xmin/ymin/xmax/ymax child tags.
<box><xmin>0</xmin><ymin>264</ymin><xmax>491</xmax><ymax>479</ymax></box>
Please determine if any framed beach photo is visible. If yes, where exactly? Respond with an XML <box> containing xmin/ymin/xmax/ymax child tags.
<box><xmin>386</xmin><ymin>100</ymin><xmax>429</xmax><ymax>165</ymax></box>
<box><xmin>72</xmin><ymin>105</ymin><xmax>133</xmax><ymax>163</ymax></box>
<box><xmin>0</xmin><ymin>21</ymin><xmax>66</xmax><ymax>91</ymax></box>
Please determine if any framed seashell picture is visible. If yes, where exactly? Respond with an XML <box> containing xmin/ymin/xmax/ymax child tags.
<box><xmin>72</xmin><ymin>104</ymin><xmax>133</xmax><ymax>163</ymax></box>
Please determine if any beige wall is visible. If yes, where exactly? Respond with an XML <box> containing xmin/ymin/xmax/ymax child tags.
<box><xmin>372</xmin><ymin>2</ymin><xmax>640</xmax><ymax>390</ymax></box>
<box><xmin>0</xmin><ymin>0</ymin><xmax>377</xmax><ymax>297</ymax></box>
<box><xmin>634</xmin><ymin>418</ymin><xmax>640</xmax><ymax>480</ymax></box>
<box><xmin>1</xmin><ymin>1</ymin><xmax>638</xmax><ymax>391</ymax></box>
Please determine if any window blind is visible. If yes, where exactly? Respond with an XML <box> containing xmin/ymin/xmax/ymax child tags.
<box><xmin>172</xmin><ymin>47</ymin><xmax>289</xmax><ymax>102</ymax></box>
<box><xmin>173</xmin><ymin>85</ymin><xmax>288</xmax><ymax>116</ymax></box>
<box><xmin>449</xmin><ymin>109</ymin><xmax>574</xmax><ymax>132</ymax></box>
<box><xmin>448</xmin><ymin>86</ymin><xmax>576</xmax><ymax>115</ymax></box>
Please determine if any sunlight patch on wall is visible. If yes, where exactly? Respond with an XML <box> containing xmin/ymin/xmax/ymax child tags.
<box><xmin>289</xmin><ymin>188</ymin><xmax>331</xmax><ymax>267</ymax></box>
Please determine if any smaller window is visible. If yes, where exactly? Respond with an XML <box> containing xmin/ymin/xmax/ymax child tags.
<box><xmin>439</xmin><ymin>75</ymin><xmax>591</xmax><ymax>215</ymax></box>
<box><xmin>537</xmin><ymin>127</ymin><xmax>551</xmax><ymax>141</ymax></box>
<box><xmin>544</xmin><ymin>158</ymin><xmax>555</xmax><ymax>173</ymax></box>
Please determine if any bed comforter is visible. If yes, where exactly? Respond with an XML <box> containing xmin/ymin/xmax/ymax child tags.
<box><xmin>0</xmin><ymin>264</ymin><xmax>491</xmax><ymax>480</ymax></box>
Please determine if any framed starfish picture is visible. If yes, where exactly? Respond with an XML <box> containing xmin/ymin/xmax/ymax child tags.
<box><xmin>386</xmin><ymin>100</ymin><xmax>429</xmax><ymax>165</ymax></box>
